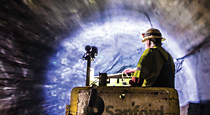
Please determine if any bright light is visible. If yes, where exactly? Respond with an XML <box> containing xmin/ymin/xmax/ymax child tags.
<box><xmin>44</xmin><ymin>8</ymin><xmax>198</xmax><ymax>114</ymax></box>
<box><xmin>45</xmin><ymin>10</ymin><xmax>151</xmax><ymax>114</ymax></box>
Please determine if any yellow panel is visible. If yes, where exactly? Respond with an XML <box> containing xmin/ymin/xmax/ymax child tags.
<box><xmin>69</xmin><ymin>87</ymin><xmax>88</xmax><ymax>115</ymax></box>
<box><xmin>68</xmin><ymin>87</ymin><xmax>180</xmax><ymax>115</ymax></box>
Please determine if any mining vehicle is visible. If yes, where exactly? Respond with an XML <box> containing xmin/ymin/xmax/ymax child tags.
<box><xmin>65</xmin><ymin>45</ymin><xmax>180</xmax><ymax>115</ymax></box>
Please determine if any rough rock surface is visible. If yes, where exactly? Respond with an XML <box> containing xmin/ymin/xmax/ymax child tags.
<box><xmin>0</xmin><ymin>0</ymin><xmax>210</xmax><ymax>114</ymax></box>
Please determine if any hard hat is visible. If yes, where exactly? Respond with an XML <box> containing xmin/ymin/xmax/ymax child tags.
<box><xmin>141</xmin><ymin>28</ymin><xmax>166</xmax><ymax>42</ymax></box>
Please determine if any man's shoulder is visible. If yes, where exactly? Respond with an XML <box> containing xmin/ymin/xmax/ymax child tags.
<box><xmin>144</xmin><ymin>47</ymin><xmax>159</xmax><ymax>53</ymax></box>
<box><xmin>142</xmin><ymin>48</ymin><xmax>157</xmax><ymax>57</ymax></box>
<box><xmin>142</xmin><ymin>48</ymin><xmax>152</xmax><ymax>55</ymax></box>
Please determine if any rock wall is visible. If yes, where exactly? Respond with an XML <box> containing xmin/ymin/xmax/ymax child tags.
<box><xmin>0</xmin><ymin>0</ymin><xmax>210</xmax><ymax>114</ymax></box>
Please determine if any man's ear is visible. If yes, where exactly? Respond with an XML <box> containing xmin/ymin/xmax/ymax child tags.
<box><xmin>148</xmin><ymin>40</ymin><xmax>151</xmax><ymax>45</ymax></box>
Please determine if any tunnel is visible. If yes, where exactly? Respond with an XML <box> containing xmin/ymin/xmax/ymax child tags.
<box><xmin>0</xmin><ymin>0</ymin><xmax>210</xmax><ymax>115</ymax></box>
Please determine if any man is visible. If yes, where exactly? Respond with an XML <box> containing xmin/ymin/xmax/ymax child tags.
<box><xmin>129</xmin><ymin>28</ymin><xmax>175</xmax><ymax>88</ymax></box>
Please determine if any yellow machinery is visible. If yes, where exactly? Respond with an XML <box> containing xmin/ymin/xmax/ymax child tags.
<box><xmin>65</xmin><ymin>74</ymin><xmax>180</xmax><ymax>115</ymax></box>
<box><xmin>65</xmin><ymin>46</ymin><xmax>180</xmax><ymax>115</ymax></box>
<box><xmin>65</xmin><ymin>87</ymin><xmax>180</xmax><ymax>115</ymax></box>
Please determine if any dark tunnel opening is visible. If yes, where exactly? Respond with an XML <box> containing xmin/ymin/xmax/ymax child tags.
<box><xmin>0</xmin><ymin>0</ymin><xmax>210</xmax><ymax>115</ymax></box>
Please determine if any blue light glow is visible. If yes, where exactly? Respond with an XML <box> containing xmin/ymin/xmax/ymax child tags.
<box><xmin>44</xmin><ymin>8</ymin><xmax>199</xmax><ymax>115</ymax></box>
<box><xmin>45</xmin><ymin>10</ymin><xmax>151</xmax><ymax>114</ymax></box>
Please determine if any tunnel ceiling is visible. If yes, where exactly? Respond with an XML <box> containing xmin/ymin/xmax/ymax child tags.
<box><xmin>22</xmin><ymin>0</ymin><xmax>210</xmax><ymax>51</ymax></box>
<box><xmin>1</xmin><ymin>0</ymin><xmax>210</xmax><ymax>50</ymax></box>
<box><xmin>0</xmin><ymin>0</ymin><xmax>210</xmax><ymax>115</ymax></box>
